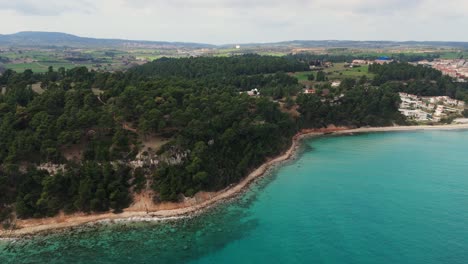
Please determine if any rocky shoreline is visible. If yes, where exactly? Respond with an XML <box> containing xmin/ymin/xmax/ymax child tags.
<box><xmin>2</xmin><ymin>124</ymin><xmax>468</xmax><ymax>238</ymax></box>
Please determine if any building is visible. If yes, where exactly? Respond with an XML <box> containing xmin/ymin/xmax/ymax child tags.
<box><xmin>417</xmin><ymin>60</ymin><xmax>430</xmax><ymax>66</ymax></box>
<box><xmin>374</xmin><ymin>56</ymin><xmax>393</xmax><ymax>65</ymax></box>
<box><xmin>240</xmin><ymin>88</ymin><xmax>260</xmax><ymax>96</ymax></box>
<box><xmin>246</xmin><ymin>88</ymin><xmax>260</xmax><ymax>96</ymax></box>
<box><xmin>304</xmin><ymin>89</ymin><xmax>316</xmax><ymax>94</ymax></box>
<box><xmin>352</xmin><ymin>60</ymin><xmax>368</xmax><ymax>66</ymax></box>
<box><xmin>399</xmin><ymin>109</ymin><xmax>430</xmax><ymax>121</ymax></box>
<box><xmin>398</xmin><ymin>92</ymin><xmax>465</xmax><ymax>122</ymax></box>
<box><xmin>331</xmin><ymin>81</ymin><xmax>341</xmax><ymax>88</ymax></box>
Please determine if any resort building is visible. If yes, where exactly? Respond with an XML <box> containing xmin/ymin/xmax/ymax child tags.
<box><xmin>398</xmin><ymin>92</ymin><xmax>465</xmax><ymax>122</ymax></box>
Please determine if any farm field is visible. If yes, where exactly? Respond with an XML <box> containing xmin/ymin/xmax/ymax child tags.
<box><xmin>5</xmin><ymin>62</ymin><xmax>95</xmax><ymax>72</ymax></box>
<box><xmin>323</xmin><ymin>63</ymin><xmax>374</xmax><ymax>80</ymax></box>
<box><xmin>2</xmin><ymin>44</ymin><xmax>468</xmax><ymax>74</ymax></box>
<box><xmin>0</xmin><ymin>47</ymin><xmax>172</xmax><ymax>73</ymax></box>
<box><xmin>292</xmin><ymin>63</ymin><xmax>374</xmax><ymax>85</ymax></box>
<box><xmin>292</xmin><ymin>71</ymin><xmax>313</xmax><ymax>81</ymax></box>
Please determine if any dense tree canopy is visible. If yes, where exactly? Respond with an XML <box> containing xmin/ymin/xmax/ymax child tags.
<box><xmin>289</xmin><ymin>53</ymin><xmax>441</xmax><ymax>64</ymax></box>
<box><xmin>0</xmin><ymin>55</ymin><xmax>301</xmax><ymax>223</ymax></box>
<box><xmin>369</xmin><ymin>62</ymin><xmax>468</xmax><ymax>101</ymax></box>
<box><xmin>128</xmin><ymin>54</ymin><xmax>309</xmax><ymax>79</ymax></box>
<box><xmin>0</xmin><ymin>55</ymin><xmax>465</xmax><ymax>225</ymax></box>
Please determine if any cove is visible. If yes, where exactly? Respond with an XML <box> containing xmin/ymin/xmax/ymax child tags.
<box><xmin>2</xmin><ymin>130</ymin><xmax>468</xmax><ymax>264</ymax></box>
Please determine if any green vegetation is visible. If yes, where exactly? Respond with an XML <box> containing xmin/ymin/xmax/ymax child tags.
<box><xmin>292</xmin><ymin>64</ymin><xmax>373</xmax><ymax>84</ymax></box>
<box><xmin>291</xmin><ymin>71</ymin><xmax>312</xmax><ymax>81</ymax></box>
<box><xmin>5</xmin><ymin>63</ymin><xmax>52</xmax><ymax>73</ymax></box>
<box><xmin>369</xmin><ymin>62</ymin><xmax>468</xmax><ymax>101</ymax></box>
<box><xmin>1</xmin><ymin>55</ymin><xmax>467</xmax><ymax>226</ymax></box>
<box><xmin>296</xmin><ymin>84</ymin><xmax>404</xmax><ymax>127</ymax></box>
<box><xmin>288</xmin><ymin>52</ymin><xmax>442</xmax><ymax>64</ymax></box>
<box><xmin>323</xmin><ymin>63</ymin><xmax>374</xmax><ymax>80</ymax></box>
<box><xmin>437</xmin><ymin>51</ymin><xmax>468</xmax><ymax>59</ymax></box>
<box><xmin>0</xmin><ymin>55</ymin><xmax>303</xmax><ymax>223</ymax></box>
<box><xmin>0</xmin><ymin>47</ymin><xmax>168</xmax><ymax>73</ymax></box>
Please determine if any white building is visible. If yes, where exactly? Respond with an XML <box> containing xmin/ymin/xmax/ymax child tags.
<box><xmin>247</xmin><ymin>88</ymin><xmax>260</xmax><ymax>96</ymax></box>
<box><xmin>399</xmin><ymin>109</ymin><xmax>430</xmax><ymax>121</ymax></box>
<box><xmin>331</xmin><ymin>81</ymin><xmax>341</xmax><ymax>88</ymax></box>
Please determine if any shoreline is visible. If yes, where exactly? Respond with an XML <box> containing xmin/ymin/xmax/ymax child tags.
<box><xmin>335</xmin><ymin>124</ymin><xmax>468</xmax><ymax>134</ymax></box>
<box><xmin>2</xmin><ymin>123</ymin><xmax>468</xmax><ymax>238</ymax></box>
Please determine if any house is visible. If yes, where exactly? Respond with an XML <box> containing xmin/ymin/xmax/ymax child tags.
<box><xmin>374</xmin><ymin>57</ymin><xmax>393</xmax><ymax>65</ymax></box>
<box><xmin>246</xmin><ymin>88</ymin><xmax>260</xmax><ymax>96</ymax></box>
<box><xmin>331</xmin><ymin>81</ymin><xmax>341</xmax><ymax>88</ymax></box>
<box><xmin>425</xmin><ymin>104</ymin><xmax>436</xmax><ymax>110</ymax></box>
<box><xmin>239</xmin><ymin>88</ymin><xmax>260</xmax><ymax>96</ymax></box>
<box><xmin>442</xmin><ymin>69</ymin><xmax>458</xmax><ymax>78</ymax></box>
<box><xmin>434</xmin><ymin>105</ymin><xmax>445</xmax><ymax>117</ymax></box>
<box><xmin>304</xmin><ymin>89</ymin><xmax>316</xmax><ymax>94</ymax></box>
<box><xmin>418</xmin><ymin>60</ymin><xmax>430</xmax><ymax>65</ymax></box>
<box><xmin>352</xmin><ymin>60</ymin><xmax>368</xmax><ymax>66</ymax></box>
<box><xmin>399</xmin><ymin>109</ymin><xmax>430</xmax><ymax>121</ymax></box>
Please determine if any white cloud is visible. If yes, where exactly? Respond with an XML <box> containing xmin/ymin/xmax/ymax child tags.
<box><xmin>125</xmin><ymin>0</ymin><xmax>311</xmax><ymax>9</ymax></box>
<box><xmin>0</xmin><ymin>0</ymin><xmax>467</xmax><ymax>43</ymax></box>
<box><xmin>0</xmin><ymin>0</ymin><xmax>95</xmax><ymax>16</ymax></box>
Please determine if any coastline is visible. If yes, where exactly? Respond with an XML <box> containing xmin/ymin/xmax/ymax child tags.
<box><xmin>335</xmin><ymin>124</ymin><xmax>468</xmax><ymax>134</ymax></box>
<box><xmin>2</xmin><ymin>123</ymin><xmax>468</xmax><ymax>238</ymax></box>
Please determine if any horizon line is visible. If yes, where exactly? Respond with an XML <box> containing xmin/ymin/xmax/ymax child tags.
<box><xmin>2</xmin><ymin>31</ymin><xmax>468</xmax><ymax>47</ymax></box>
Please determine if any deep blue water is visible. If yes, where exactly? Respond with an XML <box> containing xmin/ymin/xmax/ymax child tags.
<box><xmin>2</xmin><ymin>130</ymin><xmax>468</xmax><ymax>264</ymax></box>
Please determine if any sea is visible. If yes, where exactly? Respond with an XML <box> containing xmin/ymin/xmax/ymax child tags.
<box><xmin>2</xmin><ymin>130</ymin><xmax>468</xmax><ymax>264</ymax></box>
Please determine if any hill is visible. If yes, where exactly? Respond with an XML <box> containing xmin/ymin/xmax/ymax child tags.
<box><xmin>229</xmin><ymin>40</ymin><xmax>468</xmax><ymax>49</ymax></box>
<box><xmin>2</xmin><ymin>32</ymin><xmax>468</xmax><ymax>50</ymax></box>
<box><xmin>0</xmin><ymin>31</ymin><xmax>215</xmax><ymax>49</ymax></box>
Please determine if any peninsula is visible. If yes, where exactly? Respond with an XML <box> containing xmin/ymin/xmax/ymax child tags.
<box><xmin>1</xmin><ymin>53</ymin><xmax>468</xmax><ymax>237</ymax></box>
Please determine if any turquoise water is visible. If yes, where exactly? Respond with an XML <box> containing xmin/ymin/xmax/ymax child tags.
<box><xmin>2</xmin><ymin>130</ymin><xmax>468</xmax><ymax>263</ymax></box>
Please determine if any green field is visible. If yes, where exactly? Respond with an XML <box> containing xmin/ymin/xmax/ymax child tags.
<box><xmin>292</xmin><ymin>71</ymin><xmax>313</xmax><ymax>81</ymax></box>
<box><xmin>3</xmin><ymin>45</ymin><xmax>467</xmax><ymax>74</ymax></box>
<box><xmin>437</xmin><ymin>51</ymin><xmax>468</xmax><ymax>59</ymax></box>
<box><xmin>0</xmin><ymin>47</ymin><xmax>168</xmax><ymax>73</ymax></box>
<box><xmin>292</xmin><ymin>63</ymin><xmax>374</xmax><ymax>84</ymax></box>
<box><xmin>256</xmin><ymin>51</ymin><xmax>288</xmax><ymax>56</ymax></box>
<box><xmin>5</xmin><ymin>62</ymin><xmax>94</xmax><ymax>73</ymax></box>
<box><xmin>6</xmin><ymin>63</ymin><xmax>49</xmax><ymax>72</ymax></box>
<box><xmin>324</xmin><ymin>63</ymin><xmax>374</xmax><ymax>80</ymax></box>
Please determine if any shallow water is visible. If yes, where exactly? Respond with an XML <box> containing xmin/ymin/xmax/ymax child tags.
<box><xmin>2</xmin><ymin>130</ymin><xmax>468</xmax><ymax>264</ymax></box>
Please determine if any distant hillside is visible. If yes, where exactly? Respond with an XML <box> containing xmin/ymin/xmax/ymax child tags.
<box><xmin>1</xmin><ymin>31</ymin><xmax>468</xmax><ymax>50</ymax></box>
<box><xmin>0</xmin><ymin>31</ymin><xmax>215</xmax><ymax>49</ymax></box>
<box><xmin>225</xmin><ymin>40</ymin><xmax>468</xmax><ymax>49</ymax></box>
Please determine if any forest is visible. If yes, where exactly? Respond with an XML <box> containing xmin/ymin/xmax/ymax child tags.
<box><xmin>288</xmin><ymin>53</ymin><xmax>441</xmax><ymax>64</ymax></box>
<box><xmin>368</xmin><ymin>62</ymin><xmax>468</xmax><ymax>102</ymax></box>
<box><xmin>0</xmin><ymin>55</ymin><xmax>302</xmax><ymax>224</ymax></box>
<box><xmin>0</xmin><ymin>55</ymin><xmax>465</xmax><ymax>226</ymax></box>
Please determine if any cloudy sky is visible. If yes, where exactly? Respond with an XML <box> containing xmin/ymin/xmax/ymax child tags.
<box><xmin>0</xmin><ymin>0</ymin><xmax>467</xmax><ymax>44</ymax></box>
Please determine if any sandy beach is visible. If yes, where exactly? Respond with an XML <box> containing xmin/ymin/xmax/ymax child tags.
<box><xmin>2</xmin><ymin>123</ymin><xmax>468</xmax><ymax>238</ymax></box>
<box><xmin>335</xmin><ymin>124</ymin><xmax>468</xmax><ymax>134</ymax></box>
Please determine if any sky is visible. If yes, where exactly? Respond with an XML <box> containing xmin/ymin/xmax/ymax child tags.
<box><xmin>0</xmin><ymin>0</ymin><xmax>467</xmax><ymax>44</ymax></box>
